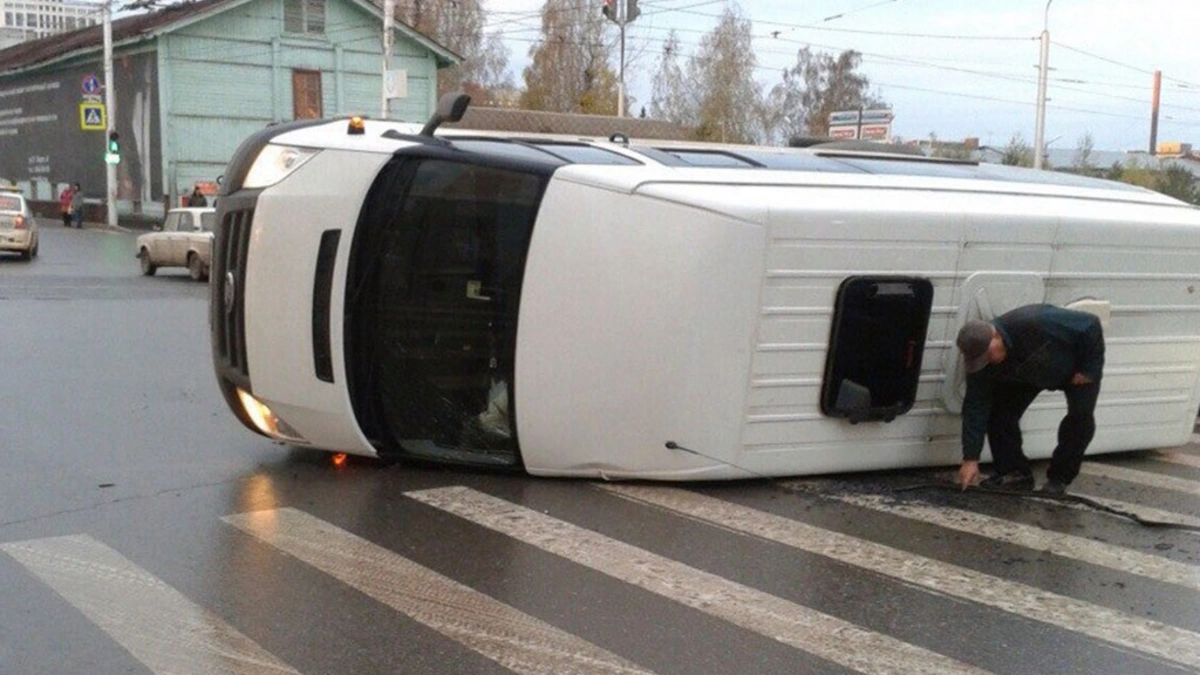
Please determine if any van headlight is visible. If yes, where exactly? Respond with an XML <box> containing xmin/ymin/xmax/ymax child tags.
<box><xmin>243</xmin><ymin>145</ymin><xmax>319</xmax><ymax>189</ymax></box>
<box><xmin>236</xmin><ymin>388</ymin><xmax>307</xmax><ymax>443</ymax></box>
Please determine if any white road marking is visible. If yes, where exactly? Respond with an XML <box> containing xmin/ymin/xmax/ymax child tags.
<box><xmin>407</xmin><ymin>486</ymin><xmax>992</xmax><ymax>675</ymax></box>
<box><xmin>1067</xmin><ymin>489</ymin><xmax>1200</xmax><ymax>529</ymax></box>
<box><xmin>223</xmin><ymin>507</ymin><xmax>652</xmax><ymax>675</ymax></box>
<box><xmin>782</xmin><ymin>483</ymin><xmax>1200</xmax><ymax>591</ymax></box>
<box><xmin>1080</xmin><ymin>462</ymin><xmax>1200</xmax><ymax>496</ymax></box>
<box><xmin>1153</xmin><ymin>450</ymin><xmax>1200</xmax><ymax>470</ymax></box>
<box><xmin>0</xmin><ymin>535</ymin><xmax>299</xmax><ymax>675</ymax></box>
<box><xmin>598</xmin><ymin>484</ymin><xmax>1200</xmax><ymax>672</ymax></box>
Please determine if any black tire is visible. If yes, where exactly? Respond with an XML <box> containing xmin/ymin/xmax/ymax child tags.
<box><xmin>187</xmin><ymin>253</ymin><xmax>206</xmax><ymax>281</ymax></box>
<box><xmin>139</xmin><ymin>249</ymin><xmax>157</xmax><ymax>276</ymax></box>
<box><xmin>30</xmin><ymin>238</ymin><xmax>37</xmax><ymax>259</ymax></box>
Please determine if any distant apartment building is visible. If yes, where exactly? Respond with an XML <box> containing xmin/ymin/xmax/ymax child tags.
<box><xmin>0</xmin><ymin>0</ymin><xmax>99</xmax><ymax>48</ymax></box>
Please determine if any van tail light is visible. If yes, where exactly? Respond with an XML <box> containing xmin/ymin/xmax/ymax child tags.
<box><xmin>14</xmin><ymin>215</ymin><xmax>25</xmax><ymax>230</ymax></box>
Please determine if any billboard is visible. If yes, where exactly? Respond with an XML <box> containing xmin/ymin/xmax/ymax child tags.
<box><xmin>828</xmin><ymin>108</ymin><xmax>894</xmax><ymax>142</ymax></box>
<box><xmin>0</xmin><ymin>52</ymin><xmax>161</xmax><ymax>204</ymax></box>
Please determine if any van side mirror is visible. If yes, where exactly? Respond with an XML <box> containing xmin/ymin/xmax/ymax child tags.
<box><xmin>419</xmin><ymin>92</ymin><xmax>470</xmax><ymax>137</ymax></box>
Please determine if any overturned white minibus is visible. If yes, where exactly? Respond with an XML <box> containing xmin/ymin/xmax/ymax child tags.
<box><xmin>209</xmin><ymin>96</ymin><xmax>1200</xmax><ymax>480</ymax></box>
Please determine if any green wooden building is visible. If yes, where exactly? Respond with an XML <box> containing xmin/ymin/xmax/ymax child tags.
<box><xmin>0</xmin><ymin>0</ymin><xmax>457</xmax><ymax>215</ymax></box>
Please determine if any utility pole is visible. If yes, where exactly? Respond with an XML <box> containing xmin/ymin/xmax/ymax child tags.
<box><xmin>1033</xmin><ymin>0</ymin><xmax>1052</xmax><ymax>170</ymax></box>
<box><xmin>102</xmin><ymin>0</ymin><xmax>117</xmax><ymax>227</ymax></box>
<box><xmin>603</xmin><ymin>0</ymin><xmax>639</xmax><ymax>117</ymax></box>
<box><xmin>381</xmin><ymin>0</ymin><xmax>394</xmax><ymax>119</ymax></box>
<box><xmin>1149</xmin><ymin>70</ymin><xmax>1161</xmax><ymax>155</ymax></box>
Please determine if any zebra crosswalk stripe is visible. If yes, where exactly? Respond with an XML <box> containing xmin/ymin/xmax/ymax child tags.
<box><xmin>1079</xmin><ymin>462</ymin><xmax>1200</xmax><ymax>496</ymax></box>
<box><xmin>222</xmin><ymin>507</ymin><xmax>652</xmax><ymax>675</ymax></box>
<box><xmin>596</xmin><ymin>484</ymin><xmax>1200</xmax><ymax>672</ymax></box>
<box><xmin>781</xmin><ymin>482</ymin><xmax>1200</xmax><ymax>592</ymax></box>
<box><xmin>407</xmin><ymin>486</ymin><xmax>993</xmax><ymax>675</ymax></box>
<box><xmin>1153</xmin><ymin>450</ymin><xmax>1200</xmax><ymax>470</ymax></box>
<box><xmin>0</xmin><ymin>535</ymin><xmax>300</xmax><ymax>675</ymax></box>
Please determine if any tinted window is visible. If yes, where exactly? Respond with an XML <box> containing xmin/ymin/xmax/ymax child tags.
<box><xmin>450</xmin><ymin>139</ymin><xmax>568</xmax><ymax>166</ymax></box>
<box><xmin>532</xmin><ymin>144</ymin><xmax>642</xmax><ymax>165</ymax></box>
<box><xmin>736</xmin><ymin>150</ymin><xmax>868</xmax><ymax>173</ymax></box>
<box><xmin>348</xmin><ymin>158</ymin><xmax>547</xmax><ymax>466</ymax></box>
<box><xmin>658</xmin><ymin>150</ymin><xmax>758</xmax><ymax>168</ymax></box>
<box><xmin>837</xmin><ymin>158</ymin><xmax>982</xmax><ymax>178</ymax></box>
<box><xmin>200</xmin><ymin>212</ymin><xmax>217</xmax><ymax>232</ymax></box>
<box><xmin>179</xmin><ymin>213</ymin><xmax>194</xmax><ymax>230</ymax></box>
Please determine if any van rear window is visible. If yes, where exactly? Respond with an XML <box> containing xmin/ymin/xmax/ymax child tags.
<box><xmin>0</xmin><ymin>196</ymin><xmax>20</xmax><ymax>211</ymax></box>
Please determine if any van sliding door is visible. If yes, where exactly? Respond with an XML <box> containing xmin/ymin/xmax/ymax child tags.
<box><xmin>346</xmin><ymin>157</ymin><xmax>545</xmax><ymax>466</ymax></box>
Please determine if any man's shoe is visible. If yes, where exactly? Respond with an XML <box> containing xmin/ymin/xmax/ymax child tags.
<box><xmin>1038</xmin><ymin>480</ymin><xmax>1067</xmax><ymax>496</ymax></box>
<box><xmin>979</xmin><ymin>472</ymin><xmax>1035</xmax><ymax>491</ymax></box>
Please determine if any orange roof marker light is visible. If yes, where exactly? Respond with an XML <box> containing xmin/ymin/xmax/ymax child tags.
<box><xmin>347</xmin><ymin>116</ymin><xmax>365</xmax><ymax>135</ymax></box>
<box><xmin>331</xmin><ymin>452</ymin><xmax>348</xmax><ymax>468</ymax></box>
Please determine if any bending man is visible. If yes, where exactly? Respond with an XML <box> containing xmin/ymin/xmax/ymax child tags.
<box><xmin>956</xmin><ymin>304</ymin><xmax>1104</xmax><ymax>494</ymax></box>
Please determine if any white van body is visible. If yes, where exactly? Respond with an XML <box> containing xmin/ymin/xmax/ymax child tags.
<box><xmin>209</xmin><ymin>116</ymin><xmax>1200</xmax><ymax>480</ymax></box>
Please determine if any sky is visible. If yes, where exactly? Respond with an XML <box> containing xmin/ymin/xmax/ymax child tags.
<box><xmin>483</xmin><ymin>0</ymin><xmax>1200</xmax><ymax>152</ymax></box>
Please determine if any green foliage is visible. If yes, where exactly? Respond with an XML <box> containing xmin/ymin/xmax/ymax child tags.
<box><xmin>1155</xmin><ymin>165</ymin><xmax>1200</xmax><ymax>203</ymax></box>
<box><xmin>1001</xmin><ymin>133</ymin><xmax>1033</xmax><ymax>167</ymax></box>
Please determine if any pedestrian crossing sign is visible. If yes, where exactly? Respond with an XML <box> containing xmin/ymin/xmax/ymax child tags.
<box><xmin>80</xmin><ymin>102</ymin><xmax>106</xmax><ymax>130</ymax></box>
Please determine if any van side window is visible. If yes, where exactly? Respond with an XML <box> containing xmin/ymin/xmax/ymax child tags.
<box><xmin>821</xmin><ymin>276</ymin><xmax>934</xmax><ymax>423</ymax></box>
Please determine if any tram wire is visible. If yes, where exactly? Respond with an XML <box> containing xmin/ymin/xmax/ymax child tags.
<box><xmin>664</xmin><ymin>441</ymin><xmax>1200</xmax><ymax>533</ymax></box>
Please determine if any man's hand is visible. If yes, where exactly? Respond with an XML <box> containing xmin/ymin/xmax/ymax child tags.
<box><xmin>1071</xmin><ymin>372</ymin><xmax>1094</xmax><ymax>386</ymax></box>
<box><xmin>958</xmin><ymin>460</ymin><xmax>980</xmax><ymax>491</ymax></box>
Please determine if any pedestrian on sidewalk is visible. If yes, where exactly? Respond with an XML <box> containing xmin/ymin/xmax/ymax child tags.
<box><xmin>70</xmin><ymin>183</ymin><xmax>84</xmax><ymax>228</ymax></box>
<box><xmin>955</xmin><ymin>304</ymin><xmax>1105</xmax><ymax>495</ymax></box>
<box><xmin>59</xmin><ymin>184</ymin><xmax>73</xmax><ymax>227</ymax></box>
<box><xmin>187</xmin><ymin>186</ymin><xmax>207</xmax><ymax>207</ymax></box>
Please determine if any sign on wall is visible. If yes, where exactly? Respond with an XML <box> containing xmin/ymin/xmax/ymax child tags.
<box><xmin>80</xmin><ymin>101</ymin><xmax>106</xmax><ymax>130</ymax></box>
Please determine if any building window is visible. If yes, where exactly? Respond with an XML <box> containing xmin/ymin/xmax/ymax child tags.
<box><xmin>292</xmin><ymin>70</ymin><xmax>322</xmax><ymax>120</ymax></box>
<box><xmin>283</xmin><ymin>0</ymin><xmax>324</xmax><ymax>35</ymax></box>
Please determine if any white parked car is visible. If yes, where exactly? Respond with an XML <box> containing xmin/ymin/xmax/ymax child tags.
<box><xmin>136</xmin><ymin>207</ymin><xmax>216</xmax><ymax>280</ymax></box>
<box><xmin>0</xmin><ymin>190</ymin><xmax>38</xmax><ymax>260</ymax></box>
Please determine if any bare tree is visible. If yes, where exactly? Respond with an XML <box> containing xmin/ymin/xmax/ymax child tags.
<box><xmin>519</xmin><ymin>0</ymin><xmax>618</xmax><ymax>114</ymax></box>
<box><xmin>1072</xmin><ymin>132</ymin><xmax>1096</xmax><ymax>174</ymax></box>
<box><xmin>397</xmin><ymin>0</ymin><xmax>511</xmax><ymax>103</ymax></box>
<box><xmin>685</xmin><ymin>5</ymin><xmax>759</xmax><ymax>143</ymax></box>
<box><xmin>649</xmin><ymin>30</ymin><xmax>691</xmax><ymax>124</ymax></box>
<box><xmin>767</xmin><ymin>47</ymin><xmax>886</xmax><ymax>141</ymax></box>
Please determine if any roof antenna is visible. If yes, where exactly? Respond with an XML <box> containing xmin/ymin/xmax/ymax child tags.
<box><xmin>420</xmin><ymin>92</ymin><xmax>470</xmax><ymax>137</ymax></box>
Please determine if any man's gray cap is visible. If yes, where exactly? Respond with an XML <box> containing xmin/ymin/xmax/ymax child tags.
<box><xmin>956</xmin><ymin>320</ymin><xmax>994</xmax><ymax>374</ymax></box>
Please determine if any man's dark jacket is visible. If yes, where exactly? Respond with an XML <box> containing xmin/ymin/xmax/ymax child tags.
<box><xmin>961</xmin><ymin>304</ymin><xmax>1105</xmax><ymax>461</ymax></box>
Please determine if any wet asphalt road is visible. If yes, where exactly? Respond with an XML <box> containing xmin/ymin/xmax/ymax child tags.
<box><xmin>1</xmin><ymin>222</ymin><xmax>1199</xmax><ymax>675</ymax></box>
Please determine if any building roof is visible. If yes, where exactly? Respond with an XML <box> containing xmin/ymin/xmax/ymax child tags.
<box><xmin>0</xmin><ymin>0</ymin><xmax>458</xmax><ymax>75</ymax></box>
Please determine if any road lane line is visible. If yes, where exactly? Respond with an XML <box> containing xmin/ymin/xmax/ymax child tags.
<box><xmin>407</xmin><ymin>486</ymin><xmax>992</xmax><ymax>675</ymax></box>
<box><xmin>1153</xmin><ymin>451</ymin><xmax>1200</xmax><ymax>470</ymax></box>
<box><xmin>1080</xmin><ymin>462</ymin><xmax>1200</xmax><ymax>496</ymax></box>
<box><xmin>0</xmin><ymin>535</ymin><xmax>299</xmax><ymax>675</ymax></box>
<box><xmin>597</xmin><ymin>484</ymin><xmax>1200</xmax><ymax>672</ymax></box>
<box><xmin>223</xmin><ymin>507</ymin><xmax>652</xmax><ymax>675</ymax></box>
<box><xmin>1066</xmin><ymin>490</ymin><xmax>1200</xmax><ymax>528</ymax></box>
<box><xmin>781</xmin><ymin>483</ymin><xmax>1200</xmax><ymax>591</ymax></box>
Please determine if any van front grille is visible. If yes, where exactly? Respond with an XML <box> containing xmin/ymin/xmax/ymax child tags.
<box><xmin>213</xmin><ymin>208</ymin><xmax>253</xmax><ymax>381</ymax></box>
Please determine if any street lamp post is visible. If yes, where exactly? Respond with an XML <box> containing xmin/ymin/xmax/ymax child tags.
<box><xmin>1033</xmin><ymin>0</ymin><xmax>1053</xmax><ymax>170</ymax></box>
<box><xmin>102</xmin><ymin>0</ymin><xmax>117</xmax><ymax>226</ymax></box>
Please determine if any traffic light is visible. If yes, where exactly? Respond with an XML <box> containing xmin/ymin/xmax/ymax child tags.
<box><xmin>627</xmin><ymin>0</ymin><xmax>639</xmax><ymax>21</ymax></box>
<box><xmin>105</xmin><ymin>130</ymin><xmax>120</xmax><ymax>165</ymax></box>
<box><xmin>601</xmin><ymin>0</ymin><xmax>614</xmax><ymax>21</ymax></box>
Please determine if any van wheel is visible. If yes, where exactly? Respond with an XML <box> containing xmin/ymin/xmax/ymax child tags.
<box><xmin>139</xmin><ymin>249</ymin><xmax>157</xmax><ymax>276</ymax></box>
<box><xmin>188</xmin><ymin>253</ymin><xmax>206</xmax><ymax>281</ymax></box>
<box><xmin>30</xmin><ymin>238</ymin><xmax>37</xmax><ymax>258</ymax></box>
